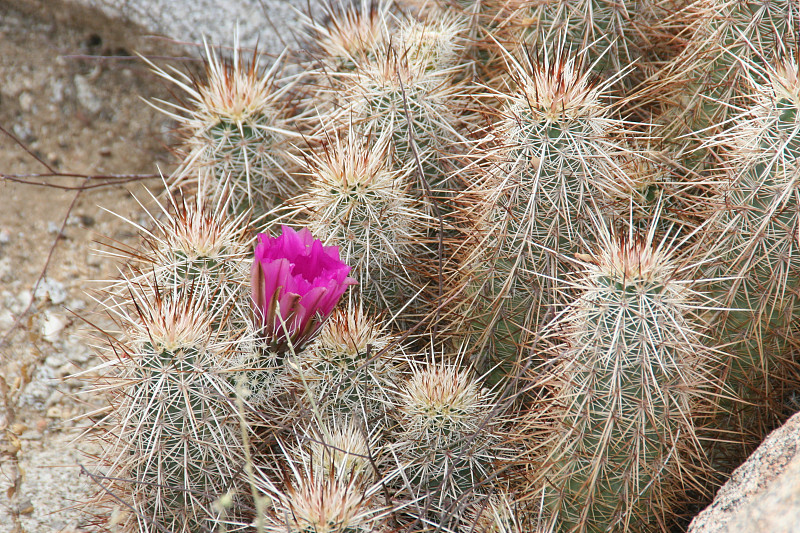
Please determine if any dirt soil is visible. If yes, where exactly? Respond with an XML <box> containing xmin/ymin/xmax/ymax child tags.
<box><xmin>0</xmin><ymin>2</ymin><xmax>187</xmax><ymax>531</ymax></box>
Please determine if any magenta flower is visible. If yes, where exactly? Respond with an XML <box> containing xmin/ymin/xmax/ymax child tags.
<box><xmin>251</xmin><ymin>226</ymin><xmax>356</xmax><ymax>352</ymax></box>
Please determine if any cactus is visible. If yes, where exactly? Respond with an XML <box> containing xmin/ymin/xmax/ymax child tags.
<box><xmin>397</xmin><ymin>12</ymin><xmax>470</xmax><ymax>74</ymax></box>
<box><xmin>91</xmin><ymin>282</ymin><xmax>248</xmax><ymax>533</ymax></box>
<box><xmin>255</xmin><ymin>443</ymin><xmax>388</xmax><ymax>533</ymax></box>
<box><xmin>707</xmin><ymin>53</ymin><xmax>800</xmax><ymax>445</ymax></box>
<box><xmin>327</xmin><ymin>37</ymin><xmax>467</xmax><ymax>195</ymax></box>
<box><xmin>284</xmin><ymin>304</ymin><xmax>403</xmax><ymax>425</ymax></box>
<box><xmin>450</xmin><ymin>43</ymin><xmax>628</xmax><ymax>375</ymax></box>
<box><xmin>647</xmin><ymin>0</ymin><xmax>800</xmax><ymax>140</ymax></box>
<box><xmin>389</xmin><ymin>358</ymin><xmax>505</xmax><ymax>527</ymax></box>
<box><xmin>482</xmin><ymin>0</ymin><xmax>667</xmax><ymax>75</ymax></box>
<box><xmin>300</xmin><ymin>0</ymin><xmax>392</xmax><ymax>72</ymax></box>
<box><xmin>301</xmin><ymin>416</ymin><xmax>382</xmax><ymax>485</ymax></box>
<box><xmin>74</xmin><ymin>2</ymin><xmax>800</xmax><ymax>531</ymax></box>
<box><xmin>465</xmin><ymin>493</ymin><xmax>531</xmax><ymax>533</ymax></box>
<box><xmin>106</xmin><ymin>189</ymin><xmax>252</xmax><ymax>308</ymax></box>
<box><xmin>290</xmin><ymin>129</ymin><xmax>430</xmax><ymax>315</ymax></box>
<box><xmin>146</xmin><ymin>39</ymin><xmax>300</xmax><ymax>213</ymax></box>
<box><xmin>535</xmin><ymin>223</ymin><xmax>717</xmax><ymax>532</ymax></box>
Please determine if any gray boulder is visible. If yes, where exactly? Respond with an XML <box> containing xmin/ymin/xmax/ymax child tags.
<box><xmin>69</xmin><ymin>0</ymin><xmax>306</xmax><ymax>53</ymax></box>
<box><xmin>688</xmin><ymin>411</ymin><xmax>800</xmax><ymax>533</ymax></box>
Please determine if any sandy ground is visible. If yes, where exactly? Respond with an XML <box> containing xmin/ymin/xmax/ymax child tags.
<box><xmin>0</xmin><ymin>2</ymin><xmax>184</xmax><ymax>531</ymax></box>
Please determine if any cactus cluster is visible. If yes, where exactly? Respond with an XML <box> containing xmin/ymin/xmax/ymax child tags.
<box><xmin>81</xmin><ymin>0</ymin><xmax>800</xmax><ymax>532</ymax></box>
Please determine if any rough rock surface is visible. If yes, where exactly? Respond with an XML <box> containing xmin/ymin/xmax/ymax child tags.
<box><xmin>688</xmin><ymin>411</ymin><xmax>800</xmax><ymax>533</ymax></box>
<box><xmin>73</xmin><ymin>0</ymin><xmax>306</xmax><ymax>53</ymax></box>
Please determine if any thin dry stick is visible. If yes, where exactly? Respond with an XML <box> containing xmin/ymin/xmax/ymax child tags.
<box><xmin>1</xmin><ymin>173</ymin><xmax>159</xmax><ymax>190</ymax></box>
<box><xmin>0</xmin><ymin>124</ymin><xmax>158</xmax><ymax>347</ymax></box>
<box><xmin>0</xmin><ymin>175</ymin><xmax>89</xmax><ymax>348</ymax></box>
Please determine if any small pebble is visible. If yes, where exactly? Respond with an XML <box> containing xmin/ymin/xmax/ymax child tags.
<box><xmin>0</xmin><ymin>228</ymin><xmax>10</xmax><ymax>244</ymax></box>
<box><xmin>35</xmin><ymin>278</ymin><xmax>67</xmax><ymax>305</ymax></box>
<box><xmin>41</xmin><ymin>312</ymin><xmax>67</xmax><ymax>342</ymax></box>
<box><xmin>17</xmin><ymin>499</ymin><xmax>34</xmax><ymax>515</ymax></box>
<box><xmin>18</xmin><ymin>91</ymin><xmax>33</xmax><ymax>111</ymax></box>
<box><xmin>20</xmin><ymin>430</ymin><xmax>41</xmax><ymax>440</ymax></box>
<box><xmin>73</xmin><ymin>73</ymin><xmax>101</xmax><ymax>113</ymax></box>
<box><xmin>0</xmin><ymin>309</ymin><xmax>14</xmax><ymax>329</ymax></box>
<box><xmin>45</xmin><ymin>354</ymin><xmax>63</xmax><ymax>367</ymax></box>
<box><xmin>67</xmin><ymin>298</ymin><xmax>86</xmax><ymax>311</ymax></box>
<box><xmin>17</xmin><ymin>290</ymin><xmax>32</xmax><ymax>310</ymax></box>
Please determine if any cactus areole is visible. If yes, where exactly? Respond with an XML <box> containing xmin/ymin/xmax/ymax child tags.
<box><xmin>251</xmin><ymin>225</ymin><xmax>356</xmax><ymax>353</ymax></box>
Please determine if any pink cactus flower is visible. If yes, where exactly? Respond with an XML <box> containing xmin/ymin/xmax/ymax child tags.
<box><xmin>251</xmin><ymin>226</ymin><xmax>356</xmax><ymax>352</ymax></box>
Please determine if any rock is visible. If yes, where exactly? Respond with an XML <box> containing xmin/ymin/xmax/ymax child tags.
<box><xmin>66</xmin><ymin>298</ymin><xmax>86</xmax><ymax>311</ymax></box>
<box><xmin>74</xmin><ymin>0</ymin><xmax>307</xmax><ymax>54</ymax></box>
<box><xmin>688</xmin><ymin>411</ymin><xmax>800</xmax><ymax>533</ymax></box>
<box><xmin>19</xmin><ymin>90</ymin><xmax>33</xmax><ymax>112</ymax></box>
<box><xmin>50</xmin><ymin>78</ymin><xmax>65</xmax><ymax>104</ymax></box>
<box><xmin>0</xmin><ymin>308</ymin><xmax>14</xmax><ymax>329</ymax></box>
<box><xmin>0</xmin><ymin>228</ymin><xmax>10</xmax><ymax>244</ymax></box>
<box><xmin>73</xmin><ymin>73</ymin><xmax>101</xmax><ymax>113</ymax></box>
<box><xmin>34</xmin><ymin>278</ymin><xmax>68</xmax><ymax>305</ymax></box>
<box><xmin>17</xmin><ymin>499</ymin><xmax>34</xmax><ymax>515</ymax></box>
<box><xmin>0</xmin><ymin>257</ymin><xmax>11</xmax><ymax>281</ymax></box>
<box><xmin>41</xmin><ymin>312</ymin><xmax>68</xmax><ymax>342</ymax></box>
<box><xmin>12</xmin><ymin>121</ymin><xmax>34</xmax><ymax>142</ymax></box>
<box><xmin>16</xmin><ymin>289</ymin><xmax>33</xmax><ymax>311</ymax></box>
<box><xmin>45</xmin><ymin>354</ymin><xmax>65</xmax><ymax>368</ymax></box>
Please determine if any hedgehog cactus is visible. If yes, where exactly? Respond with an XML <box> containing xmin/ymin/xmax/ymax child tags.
<box><xmin>284</xmin><ymin>304</ymin><xmax>401</xmax><ymax>424</ymax></box>
<box><xmin>466</xmin><ymin>493</ymin><xmax>529</xmax><ymax>533</ymax></box>
<box><xmin>146</xmin><ymin>40</ymin><xmax>299</xmax><ymax>213</ymax></box>
<box><xmin>94</xmin><ymin>283</ymin><xmax>248</xmax><ymax>533</ymax></box>
<box><xmin>112</xmin><ymin>190</ymin><xmax>252</xmax><ymax>308</ymax></box>
<box><xmin>80</xmin><ymin>1</ymin><xmax>800</xmax><ymax>531</ymax></box>
<box><xmin>292</xmin><ymin>129</ymin><xmax>429</xmax><ymax>314</ymax></box>
<box><xmin>708</xmin><ymin>53</ymin><xmax>800</xmax><ymax>442</ymax></box>
<box><xmin>302</xmin><ymin>417</ymin><xmax>381</xmax><ymax>485</ymax></box>
<box><xmin>255</xmin><ymin>446</ymin><xmax>388</xmax><ymax>533</ymax></box>
<box><xmin>301</xmin><ymin>0</ymin><xmax>391</xmax><ymax>71</ymax></box>
<box><xmin>389</xmin><ymin>359</ymin><xmax>504</xmax><ymax>525</ymax></box>
<box><xmin>536</xmin><ymin>225</ymin><xmax>716</xmax><ymax>532</ymax></box>
<box><xmin>330</xmin><ymin>37</ymin><xmax>466</xmax><ymax>194</ymax></box>
<box><xmin>649</xmin><ymin>0</ymin><xmax>800</xmax><ymax>140</ymax></box>
<box><xmin>481</xmin><ymin>0</ymin><xmax>667</xmax><ymax>77</ymax></box>
<box><xmin>453</xmin><ymin>44</ymin><xmax>627</xmax><ymax>374</ymax></box>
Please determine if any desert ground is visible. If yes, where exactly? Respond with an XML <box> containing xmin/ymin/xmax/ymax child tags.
<box><xmin>0</xmin><ymin>2</ymin><xmax>190</xmax><ymax>530</ymax></box>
